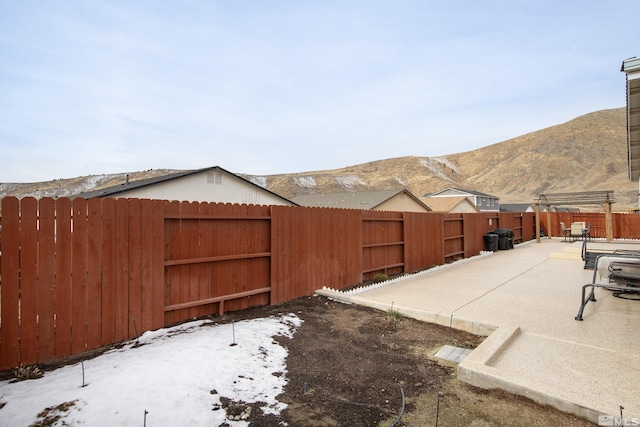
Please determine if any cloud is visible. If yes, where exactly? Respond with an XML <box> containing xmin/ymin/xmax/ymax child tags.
<box><xmin>0</xmin><ymin>1</ymin><xmax>638</xmax><ymax>181</ymax></box>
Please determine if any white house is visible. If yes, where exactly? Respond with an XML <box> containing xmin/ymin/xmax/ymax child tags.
<box><xmin>621</xmin><ymin>56</ymin><xmax>640</xmax><ymax>182</ymax></box>
<box><xmin>74</xmin><ymin>166</ymin><xmax>296</xmax><ymax>206</ymax></box>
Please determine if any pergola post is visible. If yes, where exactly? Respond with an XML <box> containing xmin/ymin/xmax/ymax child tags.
<box><xmin>605</xmin><ymin>201</ymin><xmax>613</xmax><ymax>242</ymax></box>
<box><xmin>535</xmin><ymin>204</ymin><xmax>541</xmax><ymax>243</ymax></box>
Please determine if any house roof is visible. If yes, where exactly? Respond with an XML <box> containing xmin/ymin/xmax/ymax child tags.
<box><xmin>621</xmin><ymin>57</ymin><xmax>640</xmax><ymax>73</ymax></box>
<box><xmin>292</xmin><ymin>189</ymin><xmax>431</xmax><ymax>211</ymax></box>
<box><xmin>424</xmin><ymin>187</ymin><xmax>497</xmax><ymax>198</ymax></box>
<box><xmin>73</xmin><ymin>166</ymin><xmax>297</xmax><ymax>205</ymax></box>
<box><xmin>500</xmin><ymin>203</ymin><xmax>534</xmax><ymax>212</ymax></box>
<box><xmin>423</xmin><ymin>196</ymin><xmax>479</xmax><ymax>212</ymax></box>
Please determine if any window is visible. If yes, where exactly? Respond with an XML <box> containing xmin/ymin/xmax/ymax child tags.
<box><xmin>207</xmin><ymin>172</ymin><xmax>222</xmax><ymax>184</ymax></box>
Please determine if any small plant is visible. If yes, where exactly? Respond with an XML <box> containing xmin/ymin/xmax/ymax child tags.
<box><xmin>14</xmin><ymin>364</ymin><xmax>43</xmax><ymax>381</ymax></box>
<box><xmin>372</xmin><ymin>273</ymin><xmax>389</xmax><ymax>283</ymax></box>
<box><xmin>387</xmin><ymin>308</ymin><xmax>402</xmax><ymax>321</ymax></box>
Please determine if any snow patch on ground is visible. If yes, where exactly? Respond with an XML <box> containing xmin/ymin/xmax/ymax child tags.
<box><xmin>394</xmin><ymin>176</ymin><xmax>407</xmax><ymax>186</ymax></box>
<box><xmin>249</xmin><ymin>176</ymin><xmax>267</xmax><ymax>188</ymax></box>
<box><xmin>419</xmin><ymin>157</ymin><xmax>456</xmax><ymax>181</ymax></box>
<box><xmin>294</xmin><ymin>176</ymin><xmax>316</xmax><ymax>189</ymax></box>
<box><xmin>431</xmin><ymin>157</ymin><xmax>460</xmax><ymax>174</ymax></box>
<box><xmin>335</xmin><ymin>175</ymin><xmax>366</xmax><ymax>190</ymax></box>
<box><xmin>0</xmin><ymin>314</ymin><xmax>302</xmax><ymax>426</ymax></box>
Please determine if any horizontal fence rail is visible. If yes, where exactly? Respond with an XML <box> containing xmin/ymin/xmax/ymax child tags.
<box><xmin>1</xmin><ymin>196</ymin><xmax>590</xmax><ymax>372</ymax></box>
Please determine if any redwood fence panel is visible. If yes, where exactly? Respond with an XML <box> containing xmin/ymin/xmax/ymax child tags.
<box><xmin>362</xmin><ymin>211</ymin><xmax>404</xmax><ymax>280</ymax></box>
<box><xmin>443</xmin><ymin>213</ymin><xmax>464</xmax><ymax>261</ymax></box>
<box><xmin>404</xmin><ymin>212</ymin><xmax>445</xmax><ymax>272</ymax></box>
<box><xmin>615</xmin><ymin>213</ymin><xmax>640</xmax><ymax>239</ymax></box>
<box><xmin>163</xmin><ymin>201</ymin><xmax>272</xmax><ymax>322</ymax></box>
<box><xmin>0</xmin><ymin>197</ymin><xmax>167</xmax><ymax>371</ymax></box>
<box><xmin>270</xmin><ymin>206</ymin><xmax>363</xmax><ymax>304</ymax></box>
<box><xmin>545</xmin><ymin>212</ymin><xmax>640</xmax><ymax>239</ymax></box>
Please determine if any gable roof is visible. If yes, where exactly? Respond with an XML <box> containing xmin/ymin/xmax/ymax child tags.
<box><xmin>423</xmin><ymin>196</ymin><xmax>479</xmax><ymax>212</ymax></box>
<box><xmin>73</xmin><ymin>166</ymin><xmax>297</xmax><ymax>205</ymax></box>
<box><xmin>500</xmin><ymin>203</ymin><xmax>534</xmax><ymax>212</ymax></box>
<box><xmin>424</xmin><ymin>187</ymin><xmax>497</xmax><ymax>198</ymax></box>
<box><xmin>292</xmin><ymin>189</ymin><xmax>430</xmax><ymax>211</ymax></box>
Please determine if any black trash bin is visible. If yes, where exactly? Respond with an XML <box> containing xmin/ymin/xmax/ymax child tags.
<box><xmin>483</xmin><ymin>233</ymin><xmax>499</xmax><ymax>252</ymax></box>
<box><xmin>493</xmin><ymin>228</ymin><xmax>514</xmax><ymax>250</ymax></box>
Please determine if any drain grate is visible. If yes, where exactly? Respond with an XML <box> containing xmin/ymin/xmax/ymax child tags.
<box><xmin>434</xmin><ymin>345</ymin><xmax>473</xmax><ymax>363</ymax></box>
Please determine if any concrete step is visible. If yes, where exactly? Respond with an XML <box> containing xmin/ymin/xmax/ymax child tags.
<box><xmin>550</xmin><ymin>246</ymin><xmax>583</xmax><ymax>260</ymax></box>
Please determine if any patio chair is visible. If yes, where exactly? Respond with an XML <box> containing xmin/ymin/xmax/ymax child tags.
<box><xmin>583</xmin><ymin>223</ymin><xmax>592</xmax><ymax>241</ymax></box>
<box><xmin>570</xmin><ymin>222</ymin><xmax>584</xmax><ymax>242</ymax></box>
<box><xmin>560</xmin><ymin>222</ymin><xmax>569</xmax><ymax>242</ymax></box>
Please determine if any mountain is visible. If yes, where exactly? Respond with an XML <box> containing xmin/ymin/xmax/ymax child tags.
<box><xmin>0</xmin><ymin>169</ymin><xmax>179</xmax><ymax>200</ymax></box>
<box><xmin>1</xmin><ymin>108</ymin><xmax>637</xmax><ymax>210</ymax></box>
<box><xmin>244</xmin><ymin>107</ymin><xmax>638</xmax><ymax>209</ymax></box>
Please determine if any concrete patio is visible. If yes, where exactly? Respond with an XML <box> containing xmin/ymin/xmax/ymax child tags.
<box><xmin>317</xmin><ymin>238</ymin><xmax>640</xmax><ymax>425</ymax></box>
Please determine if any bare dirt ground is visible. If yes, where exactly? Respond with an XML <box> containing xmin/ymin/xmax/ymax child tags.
<box><xmin>214</xmin><ymin>295</ymin><xmax>595</xmax><ymax>427</ymax></box>
<box><xmin>6</xmin><ymin>294</ymin><xmax>596</xmax><ymax>426</ymax></box>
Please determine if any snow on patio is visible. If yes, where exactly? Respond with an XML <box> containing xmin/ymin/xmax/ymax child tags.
<box><xmin>0</xmin><ymin>314</ymin><xmax>302</xmax><ymax>426</ymax></box>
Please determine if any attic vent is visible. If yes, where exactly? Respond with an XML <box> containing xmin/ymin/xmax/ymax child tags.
<box><xmin>207</xmin><ymin>172</ymin><xmax>222</xmax><ymax>184</ymax></box>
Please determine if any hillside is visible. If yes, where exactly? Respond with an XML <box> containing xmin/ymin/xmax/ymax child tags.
<box><xmin>245</xmin><ymin>107</ymin><xmax>637</xmax><ymax>209</ymax></box>
<box><xmin>1</xmin><ymin>108</ymin><xmax>637</xmax><ymax>210</ymax></box>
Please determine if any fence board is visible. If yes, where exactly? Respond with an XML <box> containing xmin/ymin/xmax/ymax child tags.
<box><xmin>195</xmin><ymin>202</ymin><xmax>209</xmax><ymax>318</ymax></box>
<box><xmin>127</xmin><ymin>198</ymin><xmax>142</xmax><ymax>339</ymax></box>
<box><xmin>71</xmin><ymin>198</ymin><xmax>88</xmax><ymax>354</ymax></box>
<box><xmin>37</xmin><ymin>198</ymin><xmax>56</xmax><ymax>361</ymax></box>
<box><xmin>188</xmin><ymin>202</ymin><xmax>204</xmax><ymax>318</ymax></box>
<box><xmin>19</xmin><ymin>198</ymin><xmax>39</xmax><ymax>364</ymax></box>
<box><xmin>204</xmin><ymin>202</ymin><xmax>220</xmax><ymax>315</ymax></box>
<box><xmin>151</xmin><ymin>200</ymin><xmax>166</xmax><ymax>330</ymax></box>
<box><xmin>86</xmin><ymin>198</ymin><xmax>103</xmax><ymax>350</ymax></box>
<box><xmin>54</xmin><ymin>197</ymin><xmax>72</xmax><ymax>358</ymax></box>
<box><xmin>179</xmin><ymin>201</ymin><xmax>195</xmax><ymax>319</ymax></box>
<box><xmin>140</xmin><ymin>200</ymin><xmax>154</xmax><ymax>332</ymax></box>
<box><xmin>100</xmin><ymin>198</ymin><xmax>116</xmax><ymax>345</ymax></box>
<box><xmin>114</xmin><ymin>199</ymin><xmax>129</xmax><ymax>341</ymax></box>
<box><xmin>0</xmin><ymin>197</ymin><xmax>20</xmax><ymax>368</ymax></box>
<box><xmin>164</xmin><ymin>201</ymin><xmax>181</xmax><ymax>325</ymax></box>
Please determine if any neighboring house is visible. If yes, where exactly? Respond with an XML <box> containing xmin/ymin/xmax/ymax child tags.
<box><xmin>423</xmin><ymin>196</ymin><xmax>479</xmax><ymax>213</ymax></box>
<box><xmin>74</xmin><ymin>166</ymin><xmax>297</xmax><ymax>206</ymax></box>
<box><xmin>553</xmin><ymin>207</ymin><xmax>581</xmax><ymax>213</ymax></box>
<box><xmin>500</xmin><ymin>203</ymin><xmax>538</xmax><ymax>213</ymax></box>
<box><xmin>292</xmin><ymin>189</ymin><xmax>431</xmax><ymax>212</ymax></box>
<box><xmin>424</xmin><ymin>188</ymin><xmax>499</xmax><ymax>212</ymax></box>
<box><xmin>621</xmin><ymin>56</ymin><xmax>640</xmax><ymax>181</ymax></box>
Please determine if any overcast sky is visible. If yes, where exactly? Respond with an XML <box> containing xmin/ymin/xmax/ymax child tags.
<box><xmin>1</xmin><ymin>1</ymin><xmax>638</xmax><ymax>182</ymax></box>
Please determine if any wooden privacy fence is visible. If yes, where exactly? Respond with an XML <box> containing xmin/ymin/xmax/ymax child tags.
<box><xmin>540</xmin><ymin>212</ymin><xmax>640</xmax><ymax>240</ymax></box>
<box><xmin>0</xmin><ymin>196</ymin><xmax>534</xmax><ymax>371</ymax></box>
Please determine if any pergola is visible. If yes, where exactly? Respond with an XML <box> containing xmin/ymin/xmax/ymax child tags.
<box><xmin>534</xmin><ymin>191</ymin><xmax>615</xmax><ymax>242</ymax></box>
